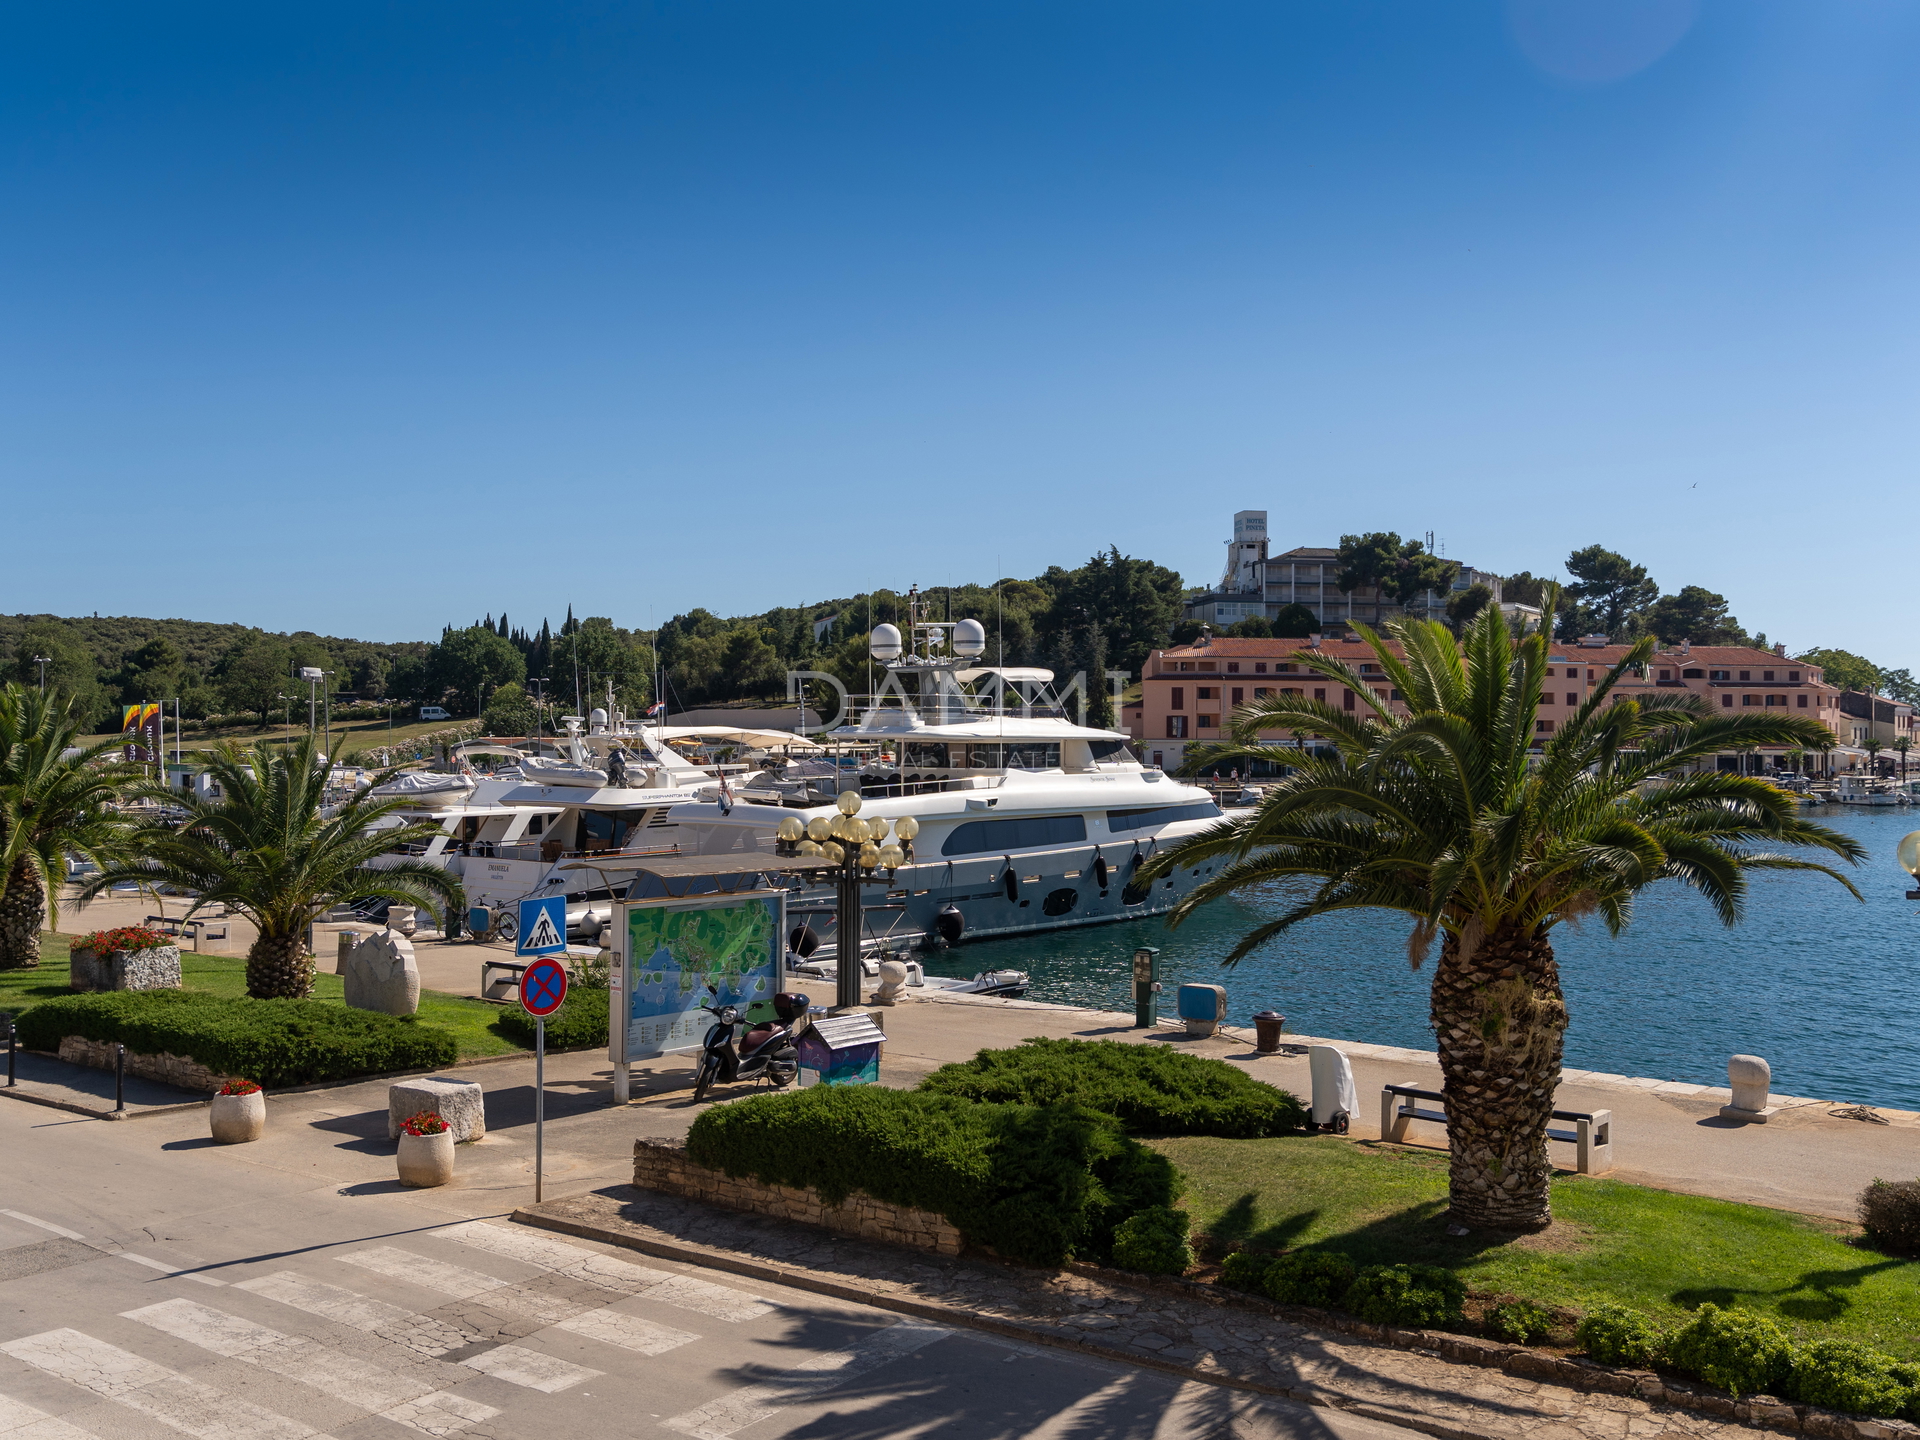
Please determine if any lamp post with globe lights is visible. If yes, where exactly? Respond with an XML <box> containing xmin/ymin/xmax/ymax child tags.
<box><xmin>774</xmin><ymin>793</ymin><xmax>919</xmax><ymax>1010</ymax></box>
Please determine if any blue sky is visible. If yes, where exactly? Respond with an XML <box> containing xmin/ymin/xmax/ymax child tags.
<box><xmin>5</xmin><ymin>2</ymin><xmax>1918</xmax><ymax>662</ymax></box>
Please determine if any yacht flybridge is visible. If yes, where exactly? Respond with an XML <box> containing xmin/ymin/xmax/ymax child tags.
<box><xmin>665</xmin><ymin>589</ymin><xmax>1230</xmax><ymax>951</ymax></box>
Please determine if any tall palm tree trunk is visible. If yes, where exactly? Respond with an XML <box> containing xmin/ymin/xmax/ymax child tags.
<box><xmin>0</xmin><ymin>860</ymin><xmax>47</xmax><ymax>970</ymax></box>
<box><xmin>1430</xmin><ymin>926</ymin><xmax>1568</xmax><ymax>1231</ymax></box>
<box><xmin>247</xmin><ymin>932</ymin><xmax>314</xmax><ymax>999</ymax></box>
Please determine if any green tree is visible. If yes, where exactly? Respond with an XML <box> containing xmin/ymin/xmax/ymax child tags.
<box><xmin>550</xmin><ymin>617</ymin><xmax>654</xmax><ymax>713</ymax></box>
<box><xmin>480</xmin><ymin>682</ymin><xmax>539</xmax><ymax>737</ymax></box>
<box><xmin>9</xmin><ymin>622</ymin><xmax>110</xmax><ymax>731</ymax></box>
<box><xmin>214</xmin><ymin>635</ymin><xmax>293</xmax><ymax>729</ymax></box>
<box><xmin>1797</xmin><ymin>648</ymin><xmax>1882</xmax><ymax>696</ymax></box>
<box><xmin>1147</xmin><ymin>603</ymin><xmax>1859</xmax><ymax>1230</ymax></box>
<box><xmin>115</xmin><ymin>638</ymin><xmax>186</xmax><ymax>703</ymax></box>
<box><xmin>1226</xmin><ymin>615</ymin><xmax>1273</xmax><ymax>638</ymax></box>
<box><xmin>1643</xmin><ymin>586</ymin><xmax>1746</xmax><ymax>646</ymax></box>
<box><xmin>1561</xmin><ymin>545</ymin><xmax>1658</xmax><ymax>638</ymax></box>
<box><xmin>1335</xmin><ymin>533</ymin><xmax>1458</xmax><ymax>614</ymax></box>
<box><xmin>1446</xmin><ymin>583</ymin><xmax>1494</xmax><ymax>631</ymax></box>
<box><xmin>80</xmin><ymin>735</ymin><xmax>464</xmax><ymax>998</ymax></box>
<box><xmin>0</xmin><ymin>685</ymin><xmax>132</xmax><ymax>969</ymax></box>
<box><xmin>1036</xmin><ymin>548</ymin><xmax>1186</xmax><ymax>679</ymax></box>
<box><xmin>1269</xmin><ymin>603</ymin><xmax>1318</xmax><ymax>637</ymax></box>
<box><xmin>429</xmin><ymin>626</ymin><xmax>526</xmax><ymax>715</ymax></box>
<box><xmin>1501</xmin><ymin>572</ymin><xmax>1550</xmax><ymax>608</ymax></box>
<box><xmin>1882</xmin><ymin>669</ymin><xmax>1920</xmax><ymax>706</ymax></box>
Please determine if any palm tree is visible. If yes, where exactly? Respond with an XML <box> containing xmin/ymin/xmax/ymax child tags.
<box><xmin>0</xmin><ymin>684</ymin><xmax>133</xmax><ymax>969</ymax></box>
<box><xmin>1896</xmin><ymin>736</ymin><xmax>1911</xmax><ymax>781</ymax></box>
<box><xmin>1864</xmin><ymin>737</ymin><xmax>1885</xmax><ymax>778</ymax></box>
<box><xmin>81</xmin><ymin>734</ymin><xmax>465</xmax><ymax>999</ymax></box>
<box><xmin>1146</xmin><ymin>603</ymin><xmax>1861</xmax><ymax>1231</ymax></box>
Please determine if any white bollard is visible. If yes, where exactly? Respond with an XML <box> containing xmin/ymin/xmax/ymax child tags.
<box><xmin>1719</xmin><ymin>1054</ymin><xmax>1779</xmax><ymax>1123</ymax></box>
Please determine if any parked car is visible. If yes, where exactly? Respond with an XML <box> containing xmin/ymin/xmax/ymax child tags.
<box><xmin>418</xmin><ymin>706</ymin><xmax>451</xmax><ymax>721</ymax></box>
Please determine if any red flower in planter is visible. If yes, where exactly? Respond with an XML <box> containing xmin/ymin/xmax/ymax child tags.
<box><xmin>399</xmin><ymin>1111</ymin><xmax>448</xmax><ymax>1136</ymax></box>
<box><xmin>217</xmin><ymin>1079</ymin><xmax>261</xmax><ymax>1096</ymax></box>
<box><xmin>80</xmin><ymin>926</ymin><xmax>172</xmax><ymax>958</ymax></box>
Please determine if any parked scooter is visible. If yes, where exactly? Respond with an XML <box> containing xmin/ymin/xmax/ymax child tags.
<box><xmin>691</xmin><ymin>988</ymin><xmax>811</xmax><ymax>1100</ymax></box>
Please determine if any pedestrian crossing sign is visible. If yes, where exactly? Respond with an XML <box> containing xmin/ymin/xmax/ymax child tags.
<box><xmin>517</xmin><ymin>896</ymin><xmax>568</xmax><ymax>956</ymax></box>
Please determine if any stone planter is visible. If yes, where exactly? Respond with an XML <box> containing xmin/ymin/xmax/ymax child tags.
<box><xmin>70</xmin><ymin>944</ymin><xmax>181</xmax><ymax>992</ymax></box>
<box><xmin>209</xmin><ymin>1090</ymin><xmax>266</xmax><ymax>1143</ymax></box>
<box><xmin>397</xmin><ymin>1130</ymin><xmax>455</xmax><ymax>1187</ymax></box>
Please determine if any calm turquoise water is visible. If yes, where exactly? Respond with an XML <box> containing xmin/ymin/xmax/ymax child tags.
<box><xmin>919</xmin><ymin>806</ymin><xmax>1920</xmax><ymax>1110</ymax></box>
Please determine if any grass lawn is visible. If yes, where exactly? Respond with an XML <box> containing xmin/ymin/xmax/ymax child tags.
<box><xmin>1158</xmin><ymin>1134</ymin><xmax>1920</xmax><ymax>1358</ymax></box>
<box><xmin>80</xmin><ymin>713</ymin><xmax>477</xmax><ymax>763</ymax></box>
<box><xmin>1</xmin><ymin>933</ymin><xmax>524</xmax><ymax>1061</ymax></box>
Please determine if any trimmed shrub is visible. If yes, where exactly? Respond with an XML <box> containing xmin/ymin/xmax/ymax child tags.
<box><xmin>686</xmin><ymin>1086</ymin><xmax>1180</xmax><ymax>1267</ymax></box>
<box><xmin>1666</xmin><ymin>1304</ymin><xmax>1794</xmax><ymax>1398</ymax></box>
<box><xmin>1344</xmin><ymin>1263</ymin><xmax>1466</xmax><ymax>1329</ymax></box>
<box><xmin>1265</xmin><ymin>1250</ymin><xmax>1358</xmax><ymax>1309</ymax></box>
<box><xmin>496</xmin><ymin>985</ymin><xmax>609</xmax><ymax>1050</ymax></box>
<box><xmin>1112</xmin><ymin>1206</ymin><xmax>1193</xmax><ymax>1275</ymax></box>
<box><xmin>919</xmin><ymin>1038</ymin><xmax>1306</xmax><ymax>1137</ymax></box>
<box><xmin>1218</xmin><ymin>1250</ymin><xmax>1276</xmax><ymax>1294</ymax></box>
<box><xmin>1859</xmin><ymin>1179</ymin><xmax>1920</xmax><ymax>1257</ymax></box>
<box><xmin>1793</xmin><ymin>1339</ymin><xmax>1920</xmax><ymax>1418</ymax></box>
<box><xmin>16</xmin><ymin>990</ymin><xmax>456</xmax><ymax>1089</ymax></box>
<box><xmin>1576</xmin><ymin>1303</ymin><xmax>1666</xmax><ymax>1368</ymax></box>
<box><xmin>1488</xmin><ymin>1300</ymin><xmax>1555</xmax><ymax>1346</ymax></box>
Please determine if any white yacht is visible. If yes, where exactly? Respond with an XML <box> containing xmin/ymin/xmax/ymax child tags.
<box><xmin>664</xmin><ymin>592</ymin><xmax>1231</xmax><ymax>952</ymax></box>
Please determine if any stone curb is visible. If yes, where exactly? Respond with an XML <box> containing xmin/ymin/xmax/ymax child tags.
<box><xmin>512</xmin><ymin>1197</ymin><xmax>1918</xmax><ymax>1440</ymax></box>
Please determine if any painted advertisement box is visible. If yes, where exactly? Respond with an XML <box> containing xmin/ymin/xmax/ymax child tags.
<box><xmin>612</xmin><ymin>892</ymin><xmax>785</xmax><ymax>1063</ymax></box>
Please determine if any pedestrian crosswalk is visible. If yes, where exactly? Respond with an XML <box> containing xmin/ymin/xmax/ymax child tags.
<box><xmin>0</xmin><ymin>1217</ymin><xmax>952</xmax><ymax>1440</ymax></box>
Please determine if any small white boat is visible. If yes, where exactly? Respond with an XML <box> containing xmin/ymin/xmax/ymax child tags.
<box><xmin>518</xmin><ymin>755</ymin><xmax>609</xmax><ymax>787</ymax></box>
<box><xmin>367</xmin><ymin>772</ymin><xmax>477</xmax><ymax>807</ymax></box>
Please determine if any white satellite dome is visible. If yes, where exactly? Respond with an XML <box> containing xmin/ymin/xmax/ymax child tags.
<box><xmin>952</xmin><ymin>617</ymin><xmax>987</xmax><ymax>657</ymax></box>
<box><xmin>869</xmin><ymin>623</ymin><xmax>903</xmax><ymax>661</ymax></box>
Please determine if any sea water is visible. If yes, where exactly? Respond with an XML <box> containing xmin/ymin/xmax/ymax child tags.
<box><xmin>919</xmin><ymin>805</ymin><xmax>1920</xmax><ymax>1111</ymax></box>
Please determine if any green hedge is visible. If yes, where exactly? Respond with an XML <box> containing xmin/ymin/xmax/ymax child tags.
<box><xmin>918</xmin><ymin>1038</ymin><xmax>1306</xmax><ymax>1138</ymax></box>
<box><xmin>495</xmin><ymin>985</ymin><xmax>610</xmax><ymax>1050</ymax></box>
<box><xmin>18</xmin><ymin>990</ymin><xmax>458</xmax><ymax>1089</ymax></box>
<box><xmin>686</xmin><ymin>1086</ymin><xmax>1179</xmax><ymax>1266</ymax></box>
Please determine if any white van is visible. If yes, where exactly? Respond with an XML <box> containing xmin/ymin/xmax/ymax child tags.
<box><xmin>419</xmin><ymin>706</ymin><xmax>451</xmax><ymax>721</ymax></box>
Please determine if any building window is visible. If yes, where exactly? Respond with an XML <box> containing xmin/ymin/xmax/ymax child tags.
<box><xmin>1710</xmin><ymin>670</ymin><xmax>1730</xmax><ymax>681</ymax></box>
<box><xmin>1723</xmin><ymin>694</ymin><xmax>1734</xmax><ymax>707</ymax></box>
<box><xmin>1544</xmin><ymin>667</ymin><xmax>1555</xmax><ymax>678</ymax></box>
<box><xmin>1167</xmin><ymin>716</ymin><xmax>1188</xmax><ymax>738</ymax></box>
<box><xmin>1739</xmin><ymin>671</ymin><xmax>1751</xmax><ymax>681</ymax></box>
<box><xmin>1179</xmin><ymin>662</ymin><xmax>1193</xmax><ymax>672</ymax></box>
<box><xmin>1255</xmin><ymin>662</ymin><xmax>1268</xmax><ymax>673</ymax></box>
<box><xmin>1763</xmin><ymin>671</ymin><xmax>1774</xmax><ymax>682</ymax></box>
<box><xmin>1743</xmin><ymin>694</ymin><xmax>1758</xmax><ymax>706</ymax></box>
<box><xmin>1798</xmin><ymin>694</ymin><xmax>1808</xmax><ymax>707</ymax></box>
<box><xmin>1537</xmin><ymin>719</ymin><xmax>1554</xmax><ymax>733</ymax></box>
<box><xmin>1198</xmin><ymin>714</ymin><xmax>1217</xmax><ymax>729</ymax></box>
<box><xmin>1253</xmin><ymin>687</ymin><xmax>1269</xmax><ymax>698</ymax></box>
<box><xmin>1199</xmin><ymin>662</ymin><xmax>1217</xmax><ymax>671</ymax></box>
<box><xmin>1196</xmin><ymin>687</ymin><xmax>1215</xmax><ymax>700</ymax></box>
<box><xmin>1658</xmin><ymin>669</ymin><xmax>1672</xmax><ymax>681</ymax></box>
<box><xmin>1567</xmin><ymin>693</ymin><xmax>1578</xmax><ymax>707</ymax></box>
<box><xmin>1587</xmin><ymin>669</ymin><xmax>1597</xmax><ymax>681</ymax></box>
<box><xmin>1683</xmin><ymin>669</ymin><xmax>1703</xmax><ymax>679</ymax></box>
<box><xmin>1230</xmin><ymin>687</ymin><xmax>1244</xmax><ymax>704</ymax></box>
<box><xmin>1343</xmin><ymin>689</ymin><xmax>1355</xmax><ymax>711</ymax></box>
<box><xmin>1766</xmin><ymin>695</ymin><xmax>1784</xmax><ymax>706</ymax></box>
<box><xmin>1789</xmin><ymin>671</ymin><xmax>1801</xmax><ymax>682</ymax></box>
<box><xmin>1314</xmin><ymin>688</ymin><xmax>1326</xmax><ymax>702</ymax></box>
<box><xmin>1542</xmin><ymin>692</ymin><xmax>1555</xmax><ymax>704</ymax></box>
<box><xmin>1227</xmin><ymin>662</ymin><xmax>1240</xmax><ymax>673</ymax></box>
<box><xmin>1360</xmin><ymin>663</ymin><xmax>1378</xmax><ymax>674</ymax></box>
<box><xmin>1171</xmin><ymin>688</ymin><xmax>1184</xmax><ymax>710</ymax></box>
<box><xmin>1279</xmin><ymin>663</ymin><xmax>1297</xmax><ymax>673</ymax></box>
<box><xmin>1391</xmin><ymin>688</ymin><xmax>1404</xmax><ymax>701</ymax></box>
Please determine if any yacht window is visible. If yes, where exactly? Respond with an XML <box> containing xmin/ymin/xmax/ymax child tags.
<box><xmin>527</xmin><ymin>815</ymin><xmax>544</xmax><ymax>836</ymax></box>
<box><xmin>1086</xmin><ymin>740</ymin><xmax>1135</xmax><ymax>763</ymax></box>
<box><xmin>941</xmin><ymin>814</ymin><xmax>1088</xmax><ymax>856</ymax></box>
<box><xmin>1005</xmin><ymin>743</ymin><xmax>1060</xmax><ymax>769</ymax></box>
<box><xmin>1106</xmin><ymin>801</ymin><xmax>1224</xmax><ymax>832</ymax></box>
<box><xmin>904</xmin><ymin>742</ymin><xmax>950</xmax><ymax>768</ymax></box>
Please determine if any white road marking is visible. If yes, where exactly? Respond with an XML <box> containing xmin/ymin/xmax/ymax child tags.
<box><xmin>234</xmin><ymin>1272</ymin><xmax>475</xmax><ymax>1357</ymax></box>
<box><xmin>436</xmin><ymin>1222</ymin><xmax>773</xmax><ymax>1322</ymax></box>
<box><xmin>337</xmin><ymin>1246</ymin><xmax>578</xmax><ymax>1322</ymax></box>
<box><xmin>662</xmin><ymin>1320</ymin><xmax>951</xmax><ymax>1439</ymax></box>
<box><xmin>459</xmin><ymin>1344</ymin><xmax>600</xmax><ymax>1394</ymax></box>
<box><xmin>0</xmin><ymin>1329</ymin><xmax>313</xmax><ymax>1440</ymax></box>
<box><xmin>552</xmin><ymin>1307</ymin><xmax>699</xmax><ymax>1357</ymax></box>
<box><xmin>118</xmin><ymin>1254</ymin><xmax>227</xmax><ymax>1286</ymax></box>
<box><xmin>123</xmin><ymin>1299</ymin><xmax>498</xmax><ymax>1437</ymax></box>
<box><xmin>0</xmin><ymin>1393</ymin><xmax>98</xmax><ymax>1440</ymax></box>
<box><xmin>0</xmin><ymin>1212</ymin><xmax>85</xmax><ymax>1242</ymax></box>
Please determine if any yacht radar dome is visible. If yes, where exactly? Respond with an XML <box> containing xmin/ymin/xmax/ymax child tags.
<box><xmin>953</xmin><ymin>618</ymin><xmax>987</xmax><ymax>657</ymax></box>
<box><xmin>869</xmin><ymin>623</ymin><xmax>903</xmax><ymax>661</ymax></box>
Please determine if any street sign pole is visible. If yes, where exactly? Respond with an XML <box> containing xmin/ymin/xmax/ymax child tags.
<box><xmin>535</xmin><ymin>1015</ymin><xmax>545</xmax><ymax>1203</ymax></box>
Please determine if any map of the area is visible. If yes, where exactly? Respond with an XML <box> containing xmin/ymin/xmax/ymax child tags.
<box><xmin>623</xmin><ymin>895</ymin><xmax>782</xmax><ymax>1059</ymax></box>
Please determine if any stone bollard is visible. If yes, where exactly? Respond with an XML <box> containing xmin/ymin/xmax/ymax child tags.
<box><xmin>387</xmin><ymin>904</ymin><xmax>417</xmax><ymax>938</ymax></box>
<box><xmin>870</xmin><ymin>959</ymin><xmax>911</xmax><ymax>1006</ymax></box>
<box><xmin>1719</xmin><ymin>1054</ymin><xmax>1779</xmax><ymax>1123</ymax></box>
<box><xmin>336</xmin><ymin>930</ymin><xmax>355</xmax><ymax>975</ymax></box>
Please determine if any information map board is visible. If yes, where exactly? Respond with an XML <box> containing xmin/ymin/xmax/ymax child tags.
<box><xmin>610</xmin><ymin>892</ymin><xmax>786</xmax><ymax>1064</ymax></box>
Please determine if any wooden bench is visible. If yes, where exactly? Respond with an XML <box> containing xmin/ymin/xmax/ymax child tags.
<box><xmin>1380</xmin><ymin>1082</ymin><xmax>1613</xmax><ymax>1174</ymax></box>
<box><xmin>482</xmin><ymin>959</ymin><xmax>528</xmax><ymax>1002</ymax></box>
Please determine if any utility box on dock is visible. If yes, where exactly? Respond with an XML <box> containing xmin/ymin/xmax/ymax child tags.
<box><xmin>797</xmin><ymin>1011</ymin><xmax>885</xmax><ymax>1087</ymax></box>
<box><xmin>1132</xmin><ymin>947</ymin><xmax>1161</xmax><ymax>1028</ymax></box>
<box><xmin>1177</xmin><ymin>984</ymin><xmax>1227</xmax><ymax>1038</ymax></box>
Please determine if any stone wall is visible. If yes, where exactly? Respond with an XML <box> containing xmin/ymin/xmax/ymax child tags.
<box><xmin>70</xmin><ymin>945</ymin><xmax>182</xmax><ymax>993</ymax></box>
<box><xmin>57</xmin><ymin>1035</ymin><xmax>234</xmax><ymax>1093</ymax></box>
<box><xmin>632</xmin><ymin>1139</ymin><xmax>963</xmax><ymax>1256</ymax></box>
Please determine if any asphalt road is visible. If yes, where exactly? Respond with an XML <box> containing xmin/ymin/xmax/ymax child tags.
<box><xmin>0</xmin><ymin>1102</ymin><xmax>1418</xmax><ymax>1440</ymax></box>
